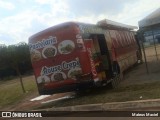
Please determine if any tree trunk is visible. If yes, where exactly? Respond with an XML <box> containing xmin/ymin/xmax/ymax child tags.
<box><xmin>16</xmin><ymin>67</ymin><xmax>26</xmax><ymax>93</ymax></box>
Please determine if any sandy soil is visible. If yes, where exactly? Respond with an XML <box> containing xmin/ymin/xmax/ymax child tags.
<box><xmin>119</xmin><ymin>61</ymin><xmax>160</xmax><ymax>87</ymax></box>
<box><xmin>120</xmin><ymin>46</ymin><xmax>160</xmax><ymax>87</ymax></box>
<box><xmin>5</xmin><ymin>92</ymin><xmax>75</xmax><ymax>111</ymax></box>
<box><xmin>3</xmin><ymin>46</ymin><xmax>160</xmax><ymax>111</ymax></box>
<box><xmin>12</xmin><ymin>62</ymin><xmax>160</xmax><ymax>111</ymax></box>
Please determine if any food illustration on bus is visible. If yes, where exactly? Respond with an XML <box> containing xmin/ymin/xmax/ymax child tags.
<box><xmin>58</xmin><ymin>40</ymin><xmax>75</xmax><ymax>54</ymax></box>
<box><xmin>30</xmin><ymin>49</ymin><xmax>41</xmax><ymax>62</ymax></box>
<box><xmin>37</xmin><ymin>75</ymin><xmax>50</xmax><ymax>84</ymax></box>
<box><xmin>42</xmin><ymin>46</ymin><xmax>57</xmax><ymax>58</ymax></box>
<box><xmin>51</xmin><ymin>72</ymin><xmax>67</xmax><ymax>81</ymax></box>
<box><xmin>67</xmin><ymin>67</ymin><xmax>82</xmax><ymax>79</ymax></box>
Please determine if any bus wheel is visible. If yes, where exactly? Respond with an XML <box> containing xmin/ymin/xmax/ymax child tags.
<box><xmin>111</xmin><ymin>62</ymin><xmax>123</xmax><ymax>88</ymax></box>
<box><xmin>111</xmin><ymin>74</ymin><xmax>118</xmax><ymax>88</ymax></box>
<box><xmin>113</xmin><ymin>62</ymin><xmax>120</xmax><ymax>76</ymax></box>
<box><xmin>111</xmin><ymin>72</ymin><xmax>123</xmax><ymax>88</ymax></box>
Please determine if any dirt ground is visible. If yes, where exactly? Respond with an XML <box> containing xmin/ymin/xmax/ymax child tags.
<box><xmin>11</xmin><ymin>64</ymin><xmax>160</xmax><ymax>110</ymax></box>
<box><xmin>119</xmin><ymin>45</ymin><xmax>160</xmax><ymax>87</ymax></box>
<box><xmin>119</xmin><ymin>61</ymin><xmax>160</xmax><ymax>87</ymax></box>
<box><xmin>3</xmin><ymin>47</ymin><xmax>160</xmax><ymax>111</ymax></box>
<box><xmin>4</xmin><ymin>91</ymin><xmax>75</xmax><ymax>111</ymax></box>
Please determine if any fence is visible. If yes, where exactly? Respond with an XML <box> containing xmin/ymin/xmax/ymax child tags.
<box><xmin>141</xmin><ymin>32</ymin><xmax>160</xmax><ymax>74</ymax></box>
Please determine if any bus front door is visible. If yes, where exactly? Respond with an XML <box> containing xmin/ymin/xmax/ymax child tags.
<box><xmin>92</xmin><ymin>34</ymin><xmax>112</xmax><ymax>80</ymax></box>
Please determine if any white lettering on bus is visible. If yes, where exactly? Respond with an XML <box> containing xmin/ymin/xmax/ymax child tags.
<box><xmin>29</xmin><ymin>36</ymin><xmax>57</xmax><ymax>50</ymax></box>
<box><xmin>87</xmin><ymin>48</ymin><xmax>97</xmax><ymax>77</ymax></box>
<box><xmin>41</xmin><ymin>58</ymin><xmax>80</xmax><ymax>75</ymax></box>
<box><xmin>62</xmin><ymin>58</ymin><xmax>80</xmax><ymax>70</ymax></box>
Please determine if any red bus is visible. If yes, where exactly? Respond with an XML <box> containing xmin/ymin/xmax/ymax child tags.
<box><xmin>28</xmin><ymin>19</ymin><xmax>141</xmax><ymax>95</ymax></box>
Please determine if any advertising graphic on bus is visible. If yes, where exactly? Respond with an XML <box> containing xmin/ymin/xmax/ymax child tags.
<box><xmin>29</xmin><ymin>19</ymin><xmax>141</xmax><ymax>95</ymax></box>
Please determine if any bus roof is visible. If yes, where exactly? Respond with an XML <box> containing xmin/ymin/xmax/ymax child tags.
<box><xmin>97</xmin><ymin>19</ymin><xmax>138</xmax><ymax>30</ymax></box>
<box><xmin>29</xmin><ymin>20</ymin><xmax>136</xmax><ymax>42</ymax></box>
<box><xmin>29</xmin><ymin>22</ymin><xmax>105</xmax><ymax>41</ymax></box>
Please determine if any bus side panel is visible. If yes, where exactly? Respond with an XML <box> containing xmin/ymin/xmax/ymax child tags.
<box><xmin>109</xmin><ymin>30</ymin><xmax>139</xmax><ymax>73</ymax></box>
<box><xmin>108</xmin><ymin>30</ymin><xmax>117</xmax><ymax>62</ymax></box>
<box><xmin>104</xmin><ymin>31</ymin><xmax>113</xmax><ymax>68</ymax></box>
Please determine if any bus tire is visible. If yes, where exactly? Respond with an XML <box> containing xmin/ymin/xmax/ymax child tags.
<box><xmin>111</xmin><ymin>77</ymin><xmax>117</xmax><ymax>88</ymax></box>
<box><xmin>111</xmin><ymin>74</ymin><xmax>119</xmax><ymax>88</ymax></box>
<box><xmin>111</xmin><ymin>62</ymin><xmax>123</xmax><ymax>88</ymax></box>
<box><xmin>113</xmin><ymin>61</ymin><xmax>120</xmax><ymax>75</ymax></box>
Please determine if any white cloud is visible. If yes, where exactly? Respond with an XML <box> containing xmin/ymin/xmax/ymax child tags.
<box><xmin>34</xmin><ymin>0</ymin><xmax>70</xmax><ymax>25</ymax></box>
<box><xmin>0</xmin><ymin>0</ymin><xmax>15</xmax><ymax>10</ymax></box>
<box><xmin>0</xmin><ymin>10</ymin><xmax>38</xmax><ymax>44</ymax></box>
<box><xmin>0</xmin><ymin>0</ymin><xmax>71</xmax><ymax>45</ymax></box>
<box><xmin>0</xmin><ymin>0</ymin><xmax>159</xmax><ymax>45</ymax></box>
<box><xmin>34</xmin><ymin>0</ymin><xmax>51</xmax><ymax>4</ymax></box>
<box><xmin>117</xmin><ymin>0</ymin><xmax>160</xmax><ymax>26</ymax></box>
<box><xmin>69</xmin><ymin>0</ymin><xmax>160</xmax><ymax>26</ymax></box>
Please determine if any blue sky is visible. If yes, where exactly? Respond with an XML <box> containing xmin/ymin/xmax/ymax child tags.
<box><xmin>0</xmin><ymin>0</ymin><xmax>159</xmax><ymax>45</ymax></box>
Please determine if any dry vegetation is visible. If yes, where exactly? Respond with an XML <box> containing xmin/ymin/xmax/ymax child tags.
<box><xmin>0</xmin><ymin>75</ymin><xmax>38</xmax><ymax>110</ymax></box>
<box><xmin>1</xmin><ymin>46</ymin><xmax>160</xmax><ymax>110</ymax></box>
<box><xmin>36</xmin><ymin>46</ymin><xmax>160</xmax><ymax>109</ymax></box>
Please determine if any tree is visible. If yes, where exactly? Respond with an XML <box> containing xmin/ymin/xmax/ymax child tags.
<box><xmin>0</xmin><ymin>46</ymin><xmax>8</xmax><ymax>80</ymax></box>
<box><xmin>0</xmin><ymin>43</ymin><xmax>32</xmax><ymax>93</ymax></box>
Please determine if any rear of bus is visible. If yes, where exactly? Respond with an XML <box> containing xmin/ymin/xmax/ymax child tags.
<box><xmin>28</xmin><ymin>22</ymin><xmax>93</xmax><ymax>95</ymax></box>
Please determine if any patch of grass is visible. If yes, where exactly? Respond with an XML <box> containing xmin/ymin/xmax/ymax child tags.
<box><xmin>37</xmin><ymin>81</ymin><xmax>160</xmax><ymax>109</ymax></box>
<box><xmin>0</xmin><ymin>76</ymin><xmax>37</xmax><ymax>109</ymax></box>
<box><xmin>1</xmin><ymin>76</ymin><xmax>16</xmax><ymax>81</ymax></box>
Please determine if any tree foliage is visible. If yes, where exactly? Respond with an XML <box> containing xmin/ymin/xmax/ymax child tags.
<box><xmin>0</xmin><ymin>43</ymin><xmax>33</xmax><ymax>93</ymax></box>
<box><xmin>0</xmin><ymin>43</ymin><xmax>32</xmax><ymax>80</ymax></box>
